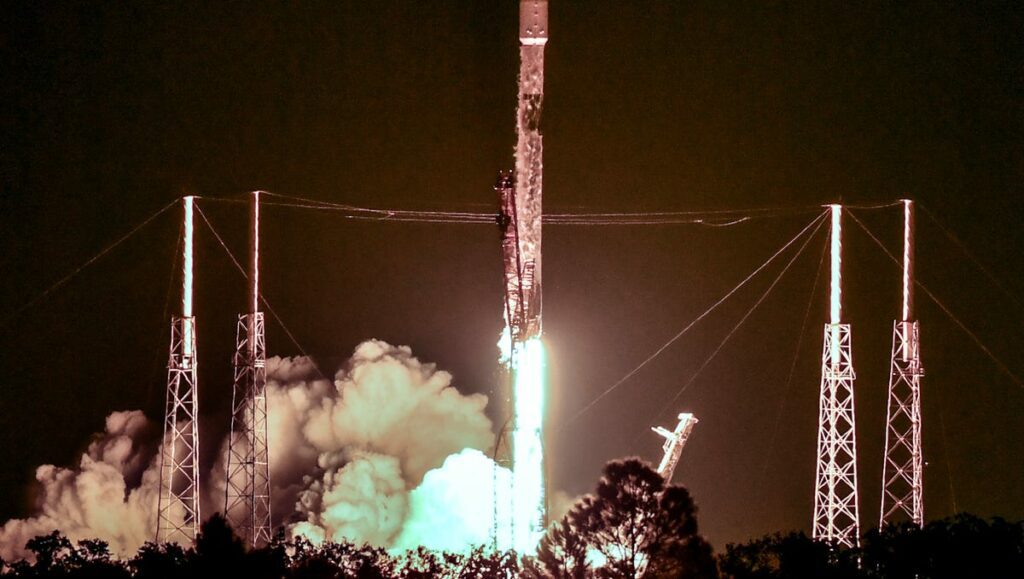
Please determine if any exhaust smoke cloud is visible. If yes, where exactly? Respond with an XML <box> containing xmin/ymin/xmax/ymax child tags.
<box><xmin>1</xmin><ymin>340</ymin><xmax>514</xmax><ymax>560</ymax></box>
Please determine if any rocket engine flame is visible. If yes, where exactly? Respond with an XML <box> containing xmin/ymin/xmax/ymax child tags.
<box><xmin>492</xmin><ymin>0</ymin><xmax>550</xmax><ymax>555</ymax></box>
<box><xmin>510</xmin><ymin>338</ymin><xmax>546</xmax><ymax>553</ymax></box>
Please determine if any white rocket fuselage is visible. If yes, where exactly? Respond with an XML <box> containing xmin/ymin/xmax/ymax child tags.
<box><xmin>504</xmin><ymin>0</ymin><xmax>548</xmax><ymax>555</ymax></box>
<box><xmin>510</xmin><ymin>0</ymin><xmax>547</xmax><ymax>343</ymax></box>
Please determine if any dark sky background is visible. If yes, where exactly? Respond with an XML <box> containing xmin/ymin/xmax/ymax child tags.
<box><xmin>1</xmin><ymin>1</ymin><xmax>1023</xmax><ymax>548</ymax></box>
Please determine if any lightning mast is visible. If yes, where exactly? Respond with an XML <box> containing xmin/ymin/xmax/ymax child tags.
<box><xmin>225</xmin><ymin>191</ymin><xmax>272</xmax><ymax>546</ymax></box>
<box><xmin>812</xmin><ymin>204</ymin><xmax>861</xmax><ymax>547</ymax></box>
<box><xmin>493</xmin><ymin>0</ymin><xmax>549</xmax><ymax>555</ymax></box>
<box><xmin>879</xmin><ymin>199</ymin><xmax>924</xmax><ymax>528</ymax></box>
<box><xmin>157</xmin><ymin>196</ymin><xmax>201</xmax><ymax>544</ymax></box>
<box><xmin>652</xmin><ymin>413</ymin><xmax>699</xmax><ymax>482</ymax></box>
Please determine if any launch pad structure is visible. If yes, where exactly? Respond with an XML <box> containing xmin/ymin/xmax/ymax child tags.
<box><xmin>652</xmin><ymin>413</ymin><xmax>699</xmax><ymax>483</ymax></box>
<box><xmin>140</xmin><ymin>1</ymin><xmax>934</xmax><ymax>554</ymax></box>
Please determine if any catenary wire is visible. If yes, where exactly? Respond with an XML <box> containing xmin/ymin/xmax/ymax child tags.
<box><xmin>220</xmin><ymin>190</ymin><xmax>892</xmax><ymax>226</ymax></box>
<box><xmin>642</xmin><ymin>210</ymin><xmax>829</xmax><ymax>431</ymax></box>
<box><xmin>560</xmin><ymin>209</ymin><xmax>829</xmax><ymax>429</ymax></box>
<box><xmin>195</xmin><ymin>200</ymin><xmax>327</xmax><ymax>381</ymax></box>
<box><xmin>0</xmin><ymin>197</ymin><xmax>179</xmax><ymax>331</ymax></box>
<box><xmin>755</xmin><ymin>228</ymin><xmax>830</xmax><ymax>488</ymax></box>
<box><xmin>848</xmin><ymin>210</ymin><xmax>1024</xmax><ymax>389</ymax></box>
<box><xmin>918</xmin><ymin>203</ymin><xmax>1024</xmax><ymax>317</ymax></box>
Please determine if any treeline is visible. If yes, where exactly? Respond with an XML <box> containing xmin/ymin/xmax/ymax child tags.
<box><xmin>1</xmin><ymin>459</ymin><xmax>1021</xmax><ymax>578</ymax></box>
<box><xmin>720</xmin><ymin>515</ymin><xmax>1024</xmax><ymax>579</ymax></box>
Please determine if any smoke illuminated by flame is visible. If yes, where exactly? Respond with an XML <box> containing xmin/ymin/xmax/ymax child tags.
<box><xmin>1</xmin><ymin>341</ymin><xmax>518</xmax><ymax>561</ymax></box>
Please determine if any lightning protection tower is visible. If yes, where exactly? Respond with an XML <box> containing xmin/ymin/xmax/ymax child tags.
<box><xmin>225</xmin><ymin>191</ymin><xmax>272</xmax><ymax>547</ymax></box>
<box><xmin>157</xmin><ymin>196</ymin><xmax>201</xmax><ymax>544</ymax></box>
<box><xmin>879</xmin><ymin>199</ymin><xmax>925</xmax><ymax>528</ymax></box>
<box><xmin>812</xmin><ymin>204</ymin><xmax>861</xmax><ymax>548</ymax></box>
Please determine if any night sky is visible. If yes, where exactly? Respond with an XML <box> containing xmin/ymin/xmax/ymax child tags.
<box><xmin>2</xmin><ymin>1</ymin><xmax>1023</xmax><ymax>547</ymax></box>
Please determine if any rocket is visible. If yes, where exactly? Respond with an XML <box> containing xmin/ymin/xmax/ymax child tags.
<box><xmin>499</xmin><ymin>0</ymin><xmax>548</xmax><ymax>344</ymax></box>
<box><xmin>520</xmin><ymin>0</ymin><xmax>548</xmax><ymax>45</ymax></box>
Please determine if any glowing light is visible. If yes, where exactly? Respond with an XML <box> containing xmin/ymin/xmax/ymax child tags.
<box><xmin>394</xmin><ymin>448</ymin><xmax>513</xmax><ymax>553</ymax></box>
<box><xmin>830</xmin><ymin>205</ymin><xmax>841</xmax><ymax>325</ymax></box>
<box><xmin>829</xmin><ymin>205</ymin><xmax>842</xmax><ymax>366</ymax></box>
<box><xmin>182</xmin><ymin>196</ymin><xmax>194</xmax><ymax>318</ymax></box>
<box><xmin>251</xmin><ymin>191</ymin><xmax>260</xmax><ymax>315</ymax></box>
<box><xmin>902</xmin><ymin>199</ymin><xmax>911</xmax><ymax>322</ymax></box>
<box><xmin>498</xmin><ymin>326</ymin><xmax>513</xmax><ymax>366</ymax></box>
<box><xmin>512</xmin><ymin>337</ymin><xmax>545</xmax><ymax>554</ymax></box>
<box><xmin>182</xmin><ymin>196</ymin><xmax>195</xmax><ymax>362</ymax></box>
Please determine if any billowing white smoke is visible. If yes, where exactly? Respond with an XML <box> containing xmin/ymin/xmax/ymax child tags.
<box><xmin>264</xmin><ymin>340</ymin><xmax>501</xmax><ymax>548</ymax></box>
<box><xmin>0</xmin><ymin>411</ymin><xmax>160</xmax><ymax>560</ymax></box>
<box><xmin>1</xmin><ymin>340</ymin><xmax>514</xmax><ymax>560</ymax></box>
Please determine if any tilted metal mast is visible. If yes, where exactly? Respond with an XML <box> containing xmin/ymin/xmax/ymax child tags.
<box><xmin>157</xmin><ymin>196</ymin><xmax>201</xmax><ymax>544</ymax></box>
<box><xmin>880</xmin><ymin>199</ymin><xmax>925</xmax><ymax>528</ymax></box>
<box><xmin>812</xmin><ymin>204</ymin><xmax>861</xmax><ymax>547</ymax></box>
<box><xmin>652</xmin><ymin>413</ymin><xmax>699</xmax><ymax>482</ymax></box>
<box><xmin>225</xmin><ymin>191</ymin><xmax>272</xmax><ymax>546</ymax></box>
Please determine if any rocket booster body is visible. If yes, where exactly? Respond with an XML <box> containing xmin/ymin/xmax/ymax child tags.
<box><xmin>505</xmin><ymin>0</ymin><xmax>547</xmax><ymax>343</ymax></box>
<box><xmin>494</xmin><ymin>1</ymin><xmax>549</xmax><ymax>555</ymax></box>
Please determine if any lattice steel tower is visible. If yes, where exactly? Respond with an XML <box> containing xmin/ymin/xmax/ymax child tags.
<box><xmin>157</xmin><ymin>196</ymin><xmax>201</xmax><ymax>544</ymax></box>
<box><xmin>813</xmin><ymin>205</ymin><xmax>861</xmax><ymax>547</ymax></box>
<box><xmin>879</xmin><ymin>199</ymin><xmax>924</xmax><ymax>528</ymax></box>
<box><xmin>225</xmin><ymin>191</ymin><xmax>272</xmax><ymax>547</ymax></box>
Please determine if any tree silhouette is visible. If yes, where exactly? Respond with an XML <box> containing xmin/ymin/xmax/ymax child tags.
<box><xmin>129</xmin><ymin>541</ymin><xmax>190</xmax><ymax>579</ymax></box>
<box><xmin>720</xmin><ymin>515</ymin><xmax>1024</xmax><ymax>579</ymax></box>
<box><xmin>5</xmin><ymin>496</ymin><xmax>1022</xmax><ymax>578</ymax></box>
<box><xmin>719</xmin><ymin>531</ymin><xmax>860</xmax><ymax>579</ymax></box>
<box><xmin>645</xmin><ymin>486</ymin><xmax>718</xmax><ymax>578</ymax></box>
<box><xmin>861</xmin><ymin>514</ymin><xmax>1024</xmax><ymax>579</ymax></box>
<box><xmin>25</xmin><ymin>530</ymin><xmax>73</xmax><ymax>573</ymax></box>
<box><xmin>246</xmin><ymin>529</ymin><xmax>291</xmax><ymax>579</ymax></box>
<box><xmin>192</xmin><ymin>512</ymin><xmax>247</xmax><ymax>575</ymax></box>
<box><xmin>531</xmin><ymin>458</ymin><xmax>718</xmax><ymax>578</ymax></box>
<box><xmin>534</xmin><ymin>508</ymin><xmax>590</xmax><ymax>578</ymax></box>
<box><xmin>453</xmin><ymin>545</ymin><xmax>521</xmax><ymax>578</ymax></box>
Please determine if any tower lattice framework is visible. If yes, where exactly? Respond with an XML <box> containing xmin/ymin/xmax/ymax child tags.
<box><xmin>813</xmin><ymin>324</ymin><xmax>860</xmax><ymax>546</ymax></box>
<box><xmin>157</xmin><ymin>196</ymin><xmax>201</xmax><ymax>544</ymax></box>
<box><xmin>813</xmin><ymin>205</ymin><xmax>861</xmax><ymax>547</ymax></box>
<box><xmin>225</xmin><ymin>191</ymin><xmax>272</xmax><ymax>547</ymax></box>
<box><xmin>880</xmin><ymin>199</ymin><xmax>924</xmax><ymax>528</ymax></box>
<box><xmin>879</xmin><ymin>321</ymin><xmax>924</xmax><ymax>527</ymax></box>
<box><xmin>225</xmin><ymin>313</ymin><xmax>271</xmax><ymax>546</ymax></box>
